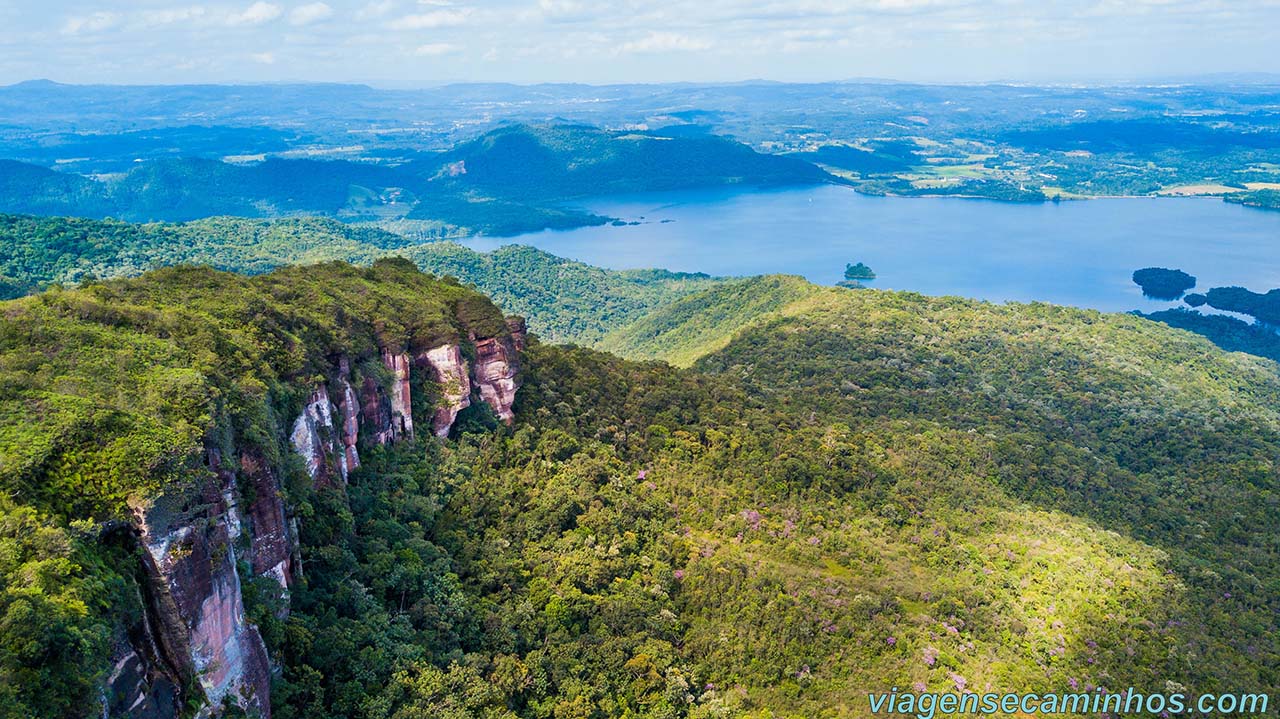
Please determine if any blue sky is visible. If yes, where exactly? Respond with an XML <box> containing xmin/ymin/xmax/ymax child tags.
<box><xmin>6</xmin><ymin>0</ymin><xmax>1280</xmax><ymax>85</ymax></box>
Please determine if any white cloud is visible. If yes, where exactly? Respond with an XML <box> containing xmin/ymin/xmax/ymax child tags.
<box><xmin>251</xmin><ymin>51</ymin><xmax>277</xmax><ymax>63</ymax></box>
<box><xmin>140</xmin><ymin>7</ymin><xmax>208</xmax><ymax>27</ymax></box>
<box><xmin>228</xmin><ymin>2</ymin><xmax>283</xmax><ymax>26</ymax></box>
<box><xmin>537</xmin><ymin>0</ymin><xmax>600</xmax><ymax>22</ymax></box>
<box><xmin>414</xmin><ymin>42</ymin><xmax>461</xmax><ymax>55</ymax></box>
<box><xmin>356</xmin><ymin>1</ymin><xmax>398</xmax><ymax>20</ymax></box>
<box><xmin>618</xmin><ymin>31</ymin><xmax>712</xmax><ymax>54</ymax></box>
<box><xmin>290</xmin><ymin>2</ymin><xmax>333</xmax><ymax>26</ymax></box>
<box><xmin>387</xmin><ymin>8</ymin><xmax>470</xmax><ymax>29</ymax></box>
<box><xmin>62</xmin><ymin>11</ymin><xmax>119</xmax><ymax>35</ymax></box>
<box><xmin>23</xmin><ymin>0</ymin><xmax>1280</xmax><ymax>84</ymax></box>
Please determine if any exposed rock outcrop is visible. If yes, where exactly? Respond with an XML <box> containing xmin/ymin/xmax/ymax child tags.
<box><xmin>104</xmin><ymin>642</ymin><xmax>182</xmax><ymax>719</ymax></box>
<box><xmin>506</xmin><ymin>316</ymin><xmax>528</xmax><ymax>352</ymax></box>
<box><xmin>290</xmin><ymin>385</ymin><xmax>348</xmax><ymax>486</ymax></box>
<box><xmin>130</xmin><ymin>469</ymin><xmax>272</xmax><ymax>719</ymax></box>
<box><xmin>419</xmin><ymin>343</ymin><xmax>471</xmax><ymax>437</ymax></box>
<box><xmin>472</xmin><ymin>332</ymin><xmax>521</xmax><ymax>424</ymax></box>
<box><xmin>239</xmin><ymin>451</ymin><xmax>294</xmax><ymax>589</ymax></box>
<box><xmin>103</xmin><ymin>575</ymin><xmax>186</xmax><ymax>719</ymax></box>
<box><xmin>360</xmin><ymin>374</ymin><xmax>396</xmax><ymax>446</ymax></box>
<box><xmin>383</xmin><ymin>348</ymin><xmax>415</xmax><ymax>441</ymax></box>
<box><xmin>337</xmin><ymin>357</ymin><xmax>362</xmax><ymax>474</ymax></box>
<box><xmin>110</xmin><ymin>317</ymin><xmax>526</xmax><ymax>717</ymax></box>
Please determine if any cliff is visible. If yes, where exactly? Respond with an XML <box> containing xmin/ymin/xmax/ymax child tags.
<box><xmin>0</xmin><ymin>260</ymin><xmax>524</xmax><ymax>718</ymax></box>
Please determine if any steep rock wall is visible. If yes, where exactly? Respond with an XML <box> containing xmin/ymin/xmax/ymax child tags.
<box><xmin>128</xmin><ymin>465</ymin><xmax>272</xmax><ymax>719</ymax></box>
<box><xmin>337</xmin><ymin>357</ymin><xmax>362</xmax><ymax>473</ymax></box>
<box><xmin>290</xmin><ymin>385</ymin><xmax>348</xmax><ymax>486</ymax></box>
<box><xmin>239</xmin><ymin>451</ymin><xmax>295</xmax><ymax>589</ymax></box>
<box><xmin>383</xmin><ymin>349</ymin><xmax>415</xmax><ymax>441</ymax></box>
<box><xmin>472</xmin><ymin>332</ymin><xmax>521</xmax><ymax>424</ymax></box>
<box><xmin>109</xmin><ymin>318</ymin><xmax>525</xmax><ymax>718</ymax></box>
<box><xmin>420</xmin><ymin>343</ymin><xmax>471</xmax><ymax>437</ymax></box>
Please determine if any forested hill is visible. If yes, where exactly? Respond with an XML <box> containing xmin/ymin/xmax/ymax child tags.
<box><xmin>0</xmin><ymin>213</ymin><xmax>729</xmax><ymax>344</ymax></box>
<box><xmin>0</xmin><ymin>124</ymin><xmax>835</xmax><ymax>234</ymax></box>
<box><xmin>430</xmin><ymin>124</ymin><xmax>832</xmax><ymax>201</ymax></box>
<box><xmin>3</xmin><ymin>263</ymin><xmax>1280</xmax><ymax>718</ymax></box>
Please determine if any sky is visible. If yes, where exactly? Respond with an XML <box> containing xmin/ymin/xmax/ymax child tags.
<box><xmin>4</xmin><ymin>0</ymin><xmax>1280</xmax><ymax>86</ymax></box>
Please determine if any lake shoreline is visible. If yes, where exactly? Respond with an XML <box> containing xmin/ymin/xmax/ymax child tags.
<box><xmin>461</xmin><ymin>185</ymin><xmax>1280</xmax><ymax>316</ymax></box>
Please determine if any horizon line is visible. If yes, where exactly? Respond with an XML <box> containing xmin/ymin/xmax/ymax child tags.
<box><xmin>7</xmin><ymin>72</ymin><xmax>1280</xmax><ymax>91</ymax></box>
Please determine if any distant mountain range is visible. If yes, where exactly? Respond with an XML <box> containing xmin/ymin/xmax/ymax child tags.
<box><xmin>4</xmin><ymin>80</ymin><xmax>1280</xmax><ymax>206</ymax></box>
<box><xmin>0</xmin><ymin>124</ymin><xmax>835</xmax><ymax>234</ymax></box>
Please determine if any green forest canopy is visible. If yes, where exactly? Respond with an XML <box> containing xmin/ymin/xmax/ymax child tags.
<box><xmin>3</xmin><ymin>266</ymin><xmax>1280</xmax><ymax>717</ymax></box>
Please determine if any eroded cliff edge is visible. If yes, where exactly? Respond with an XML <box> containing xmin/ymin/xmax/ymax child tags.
<box><xmin>0</xmin><ymin>260</ymin><xmax>524</xmax><ymax>718</ymax></box>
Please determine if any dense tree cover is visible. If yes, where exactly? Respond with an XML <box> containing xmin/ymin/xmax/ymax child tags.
<box><xmin>1132</xmin><ymin>267</ymin><xmax>1196</xmax><ymax>300</ymax></box>
<box><xmin>843</xmin><ymin>263</ymin><xmax>876</xmax><ymax>281</ymax></box>
<box><xmin>0</xmin><ymin>260</ymin><xmax>510</xmax><ymax>715</ymax></box>
<box><xmin>689</xmin><ymin>285</ymin><xmax>1280</xmax><ymax>690</ymax></box>
<box><xmin>0</xmin><ymin>214</ymin><xmax>724</xmax><ymax>346</ymax></box>
<box><xmin>1143</xmin><ymin>308</ymin><xmax>1280</xmax><ymax>362</ymax></box>
<box><xmin>269</xmin><ymin>279</ymin><xmax>1280</xmax><ymax>717</ymax></box>
<box><xmin>0</xmin><ymin>500</ymin><xmax>137</xmax><ymax>719</ymax></box>
<box><xmin>598</xmin><ymin>275</ymin><xmax>822</xmax><ymax>366</ymax></box>
<box><xmin>399</xmin><ymin>244</ymin><xmax>724</xmax><ymax>345</ymax></box>
<box><xmin>0</xmin><ymin>214</ymin><xmax>414</xmax><ymax>298</ymax></box>
<box><xmin>0</xmin><ymin>259</ymin><xmax>505</xmax><ymax>520</ymax></box>
<box><xmin>1225</xmin><ymin>188</ymin><xmax>1280</xmax><ymax>210</ymax></box>
<box><xmin>1201</xmin><ymin>286</ymin><xmax>1280</xmax><ymax>325</ymax></box>
<box><xmin>5</xmin><ymin>266</ymin><xmax>1280</xmax><ymax>718</ymax></box>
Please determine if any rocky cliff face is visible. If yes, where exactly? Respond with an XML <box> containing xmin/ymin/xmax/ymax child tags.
<box><xmin>107</xmin><ymin>318</ymin><xmax>524</xmax><ymax>718</ymax></box>
<box><xmin>240</xmin><ymin>450</ymin><xmax>295</xmax><ymax>589</ymax></box>
<box><xmin>119</xmin><ymin>451</ymin><xmax>274</xmax><ymax>719</ymax></box>
<box><xmin>383</xmin><ymin>349</ymin><xmax>415</xmax><ymax>441</ymax></box>
<box><xmin>290</xmin><ymin>385</ymin><xmax>349</xmax><ymax>486</ymax></box>
<box><xmin>337</xmin><ymin>357</ymin><xmax>362</xmax><ymax>475</ymax></box>
<box><xmin>472</xmin><ymin>332</ymin><xmax>521</xmax><ymax>424</ymax></box>
<box><xmin>420</xmin><ymin>343</ymin><xmax>471</xmax><ymax>437</ymax></box>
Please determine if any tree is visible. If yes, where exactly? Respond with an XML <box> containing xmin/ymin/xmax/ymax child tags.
<box><xmin>844</xmin><ymin>262</ymin><xmax>876</xmax><ymax>281</ymax></box>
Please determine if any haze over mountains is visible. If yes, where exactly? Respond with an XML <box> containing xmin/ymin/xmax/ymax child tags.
<box><xmin>0</xmin><ymin>123</ymin><xmax>834</xmax><ymax>233</ymax></box>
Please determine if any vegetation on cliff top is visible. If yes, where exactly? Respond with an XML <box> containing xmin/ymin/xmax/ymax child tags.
<box><xmin>5</xmin><ymin>265</ymin><xmax>1280</xmax><ymax>718</ymax></box>
<box><xmin>1</xmin><ymin>260</ymin><xmax>512</xmax><ymax>717</ymax></box>
<box><xmin>0</xmin><ymin>259</ymin><xmax>506</xmax><ymax>520</ymax></box>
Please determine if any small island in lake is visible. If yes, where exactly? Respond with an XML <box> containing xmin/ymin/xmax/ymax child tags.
<box><xmin>1133</xmin><ymin>267</ymin><xmax>1196</xmax><ymax>300</ymax></box>
<box><xmin>838</xmin><ymin>262</ymin><xmax>877</xmax><ymax>288</ymax></box>
<box><xmin>845</xmin><ymin>262</ymin><xmax>877</xmax><ymax>280</ymax></box>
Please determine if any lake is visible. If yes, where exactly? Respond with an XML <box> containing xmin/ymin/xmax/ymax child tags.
<box><xmin>465</xmin><ymin>185</ymin><xmax>1280</xmax><ymax>313</ymax></box>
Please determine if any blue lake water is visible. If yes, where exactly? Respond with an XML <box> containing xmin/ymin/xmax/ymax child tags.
<box><xmin>465</xmin><ymin>185</ymin><xmax>1280</xmax><ymax>313</ymax></box>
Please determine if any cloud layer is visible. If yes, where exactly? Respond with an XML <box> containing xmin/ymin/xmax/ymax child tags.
<box><xmin>16</xmin><ymin>0</ymin><xmax>1280</xmax><ymax>84</ymax></box>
